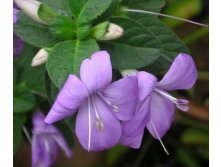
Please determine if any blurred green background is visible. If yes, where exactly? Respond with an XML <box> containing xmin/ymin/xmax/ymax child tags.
<box><xmin>14</xmin><ymin>0</ymin><xmax>209</xmax><ymax>166</ymax></box>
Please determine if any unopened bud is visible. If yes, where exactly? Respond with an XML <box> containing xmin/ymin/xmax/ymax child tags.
<box><xmin>120</xmin><ymin>69</ymin><xmax>137</xmax><ymax>77</ymax></box>
<box><xmin>31</xmin><ymin>48</ymin><xmax>49</xmax><ymax>67</ymax></box>
<box><xmin>99</xmin><ymin>23</ymin><xmax>123</xmax><ymax>41</ymax></box>
<box><xmin>14</xmin><ymin>0</ymin><xmax>47</xmax><ymax>25</ymax></box>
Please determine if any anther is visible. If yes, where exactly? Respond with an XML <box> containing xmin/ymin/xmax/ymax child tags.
<box><xmin>96</xmin><ymin>118</ymin><xmax>104</xmax><ymax>131</ymax></box>
<box><xmin>112</xmin><ymin>105</ymin><xmax>120</xmax><ymax>112</ymax></box>
<box><xmin>176</xmin><ymin>99</ymin><xmax>189</xmax><ymax>112</ymax></box>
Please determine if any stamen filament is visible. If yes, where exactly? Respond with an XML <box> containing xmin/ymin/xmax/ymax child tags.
<box><xmin>150</xmin><ymin>120</ymin><xmax>169</xmax><ymax>155</ymax></box>
<box><xmin>154</xmin><ymin>88</ymin><xmax>177</xmax><ymax>101</ymax></box>
<box><xmin>154</xmin><ymin>88</ymin><xmax>189</xmax><ymax>112</ymax></box>
<box><xmin>91</xmin><ymin>96</ymin><xmax>100</xmax><ymax>119</ymax></box>
<box><xmin>122</xmin><ymin>8</ymin><xmax>208</xmax><ymax>27</ymax></box>
<box><xmin>98</xmin><ymin>93</ymin><xmax>120</xmax><ymax>112</ymax></box>
<box><xmin>90</xmin><ymin>96</ymin><xmax>104</xmax><ymax>131</ymax></box>
<box><xmin>22</xmin><ymin>126</ymin><xmax>32</xmax><ymax>144</ymax></box>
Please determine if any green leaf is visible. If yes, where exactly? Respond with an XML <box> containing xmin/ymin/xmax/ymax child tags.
<box><xmin>93</xmin><ymin>0</ymin><xmax>119</xmax><ymax>24</ymax></box>
<box><xmin>13</xmin><ymin>83</ymin><xmax>36</xmax><ymax>113</ymax></box>
<box><xmin>107</xmin><ymin>145</ymin><xmax>129</xmax><ymax>165</ymax></box>
<box><xmin>121</xmin><ymin>0</ymin><xmax>165</xmax><ymax>13</ymax></box>
<box><xmin>68</xmin><ymin>0</ymin><xmax>113</xmax><ymax>21</ymax></box>
<box><xmin>128</xmin><ymin>13</ymin><xmax>189</xmax><ymax>73</ymax></box>
<box><xmin>45</xmin><ymin>72</ymin><xmax>59</xmax><ymax>104</ymax></box>
<box><xmin>47</xmin><ymin>39</ymin><xmax>100</xmax><ymax>88</ymax></box>
<box><xmin>14</xmin><ymin>12</ymin><xmax>60</xmax><ymax>48</ymax></box>
<box><xmin>176</xmin><ymin>148</ymin><xmax>201</xmax><ymax>167</ymax></box>
<box><xmin>100</xmin><ymin>17</ymin><xmax>161</xmax><ymax>69</ymax></box>
<box><xmin>181</xmin><ymin>129</ymin><xmax>209</xmax><ymax>146</ymax></box>
<box><xmin>76</xmin><ymin>20</ymin><xmax>92</xmax><ymax>40</ymax></box>
<box><xmin>162</xmin><ymin>0</ymin><xmax>202</xmax><ymax>28</ymax></box>
<box><xmin>38</xmin><ymin>3</ymin><xmax>59</xmax><ymax>23</ymax></box>
<box><xmin>14</xmin><ymin>44</ymin><xmax>46</xmax><ymax>96</ymax></box>
<box><xmin>40</xmin><ymin>0</ymin><xmax>72</xmax><ymax>16</ymax></box>
<box><xmin>49</xmin><ymin>15</ymin><xmax>76</xmax><ymax>40</ymax></box>
<box><xmin>13</xmin><ymin>114</ymin><xmax>26</xmax><ymax>154</ymax></box>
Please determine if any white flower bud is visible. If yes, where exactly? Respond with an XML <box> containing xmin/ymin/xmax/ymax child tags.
<box><xmin>14</xmin><ymin>0</ymin><xmax>47</xmax><ymax>25</ymax></box>
<box><xmin>99</xmin><ymin>23</ymin><xmax>124</xmax><ymax>41</ymax></box>
<box><xmin>31</xmin><ymin>49</ymin><xmax>49</xmax><ymax>67</ymax></box>
<box><xmin>120</xmin><ymin>69</ymin><xmax>138</xmax><ymax>77</ymax></box>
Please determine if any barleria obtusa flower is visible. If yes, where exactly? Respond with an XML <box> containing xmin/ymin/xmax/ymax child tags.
<box><xmin>13</xmin><ymin>5</ymin><xmax>23</xmax><ymax>57</ymax></box>
<box><xmin>45</xmin><ymin>51</ymin><xmax>138</xmax><ymax>151</ymax></box>
<box><xmin>120</xmin><ymin>53</ymin><xmax>197</xmax><ymax>154</ymax></box>
<box><xmin>32</xmin><ymin>112</ymin><xmax>72</xmax><ymax>167</ymax></box>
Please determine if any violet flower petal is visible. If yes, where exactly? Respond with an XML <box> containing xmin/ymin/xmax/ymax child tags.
<box><xmin>45</xmin><ymin>75</ymin><xmax>89</xmax><ymax>124</ymax></box>
<box><xmin>137</xmin><ymin>71</ymin><xmax>157</xmax><ymax>101</ymax></box>
<box><xmin>13</xmin><ymin>8</ymin><xmax>18</xmax><ymax>24</ymax></box>
<box><xmin>157</xmin><ymin>53</ymin><xmax>197</xmax><ymax>91</ymax></box>
<box><xmin>121</xmin><ymin>97</ymin><xmax>150</xmax><ymax>137</ymax></box>
<box><xmin>32</xmin><ymin>135</ymin><xmax>58</xmax><ymax>167</ymax></box>
<box><xmin>146</xmin><ymin>92</ymin><xmax>175</xmax><ymax>139</ymax></box>
<box><xmin>80</xmin><ymin>51</ymin><xmax>112</xmax><ymax>93</ymax></box>
<box><xmin>13</xmin><ymin>34</ymin><xmax>24</xmax><ymax>57</ymax></box>
<box><xmin>119</xmin><ymin>132</ymin><xmax>144</xmax><ymax>149</ymax></box>
<box><xmin>75</xmin><ymin>96</ymin><xmax>121</xmax><ymax>151</ymax></box>
<box><xmin>32</xmin><ymin>112</ymin><xmax>72</xmax><ymax>167</ymax></box>
<box><xmin>101</xmin><ymin>76</ymin><xmax>138</xmax><ymax>121</ymax></box>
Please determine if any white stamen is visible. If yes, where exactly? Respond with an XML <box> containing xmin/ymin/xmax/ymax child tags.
<box><xmin>91</xmin><ymin>96</ymin><xmax>100</xmax><ymax>119</ymax></box>
<box><xmin>44</xmin><ymin>137</ymin><xmax>54</xmax><ymax>160</ymax></box>
<box><xmin>122</xmin><ymin>8</ymin><xmax>208</xmax><ymax>27</ymax></box>
<box><xmin>112</xmin><ymin>105</ymin><xmax>120</xmax><ymax>112</ymax></box>
<box><xmin>88</xmin><ymin>98</ymin><xmax>91</xmax><ymax>152</ymax></box>
<box><xmin>91</xmin><ymin>96</ymin><xmax>105</xmax><ymax>131</ymax></box>
<box><xmin>98</xmin><ymin>93</ymin><xmax>120</xmax><ymax>112</ymax></box>
<box><xmin>154</xmin><ymin>88</ymin><xmax>190</xmax><ymax>112</ymax></box>
<box><xmin>22</xmin><ymin>126</ymin><xmax>32</xmax><ymax>144</ymax></box>
<box><xmin>154</xmin><ymin>88</ymin><xmax>177</xmax><ymax>101</ymax></box>
<box><xmin>150</xmin><ymin>120</ymin><xmax>169</xmax><ymax>155</ymax></box>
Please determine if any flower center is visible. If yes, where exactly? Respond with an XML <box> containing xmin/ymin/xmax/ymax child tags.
<box><xmin>98</xmin><ymin>93</ymin><xmax>120</xmax><ymax>112</ymax></box>
<box><xmin>90</xmin><ymin>96</ymin><xmax>104</xmax><ymax>131</ymax></box>
<box><xmin>154</xmin><ymin>88</ymin><xmax>189</xmax><ymax>112</ymax></box>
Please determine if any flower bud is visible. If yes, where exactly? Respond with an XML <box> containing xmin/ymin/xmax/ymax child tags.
<box><xmin>99</xmin><ymin>23</ymin><xmax>123</xmax><ymax>41</ymax></box>
<box><xmin>120</xmin><ymin>69</ymin><xmax>137</xmax><ymax>77</ymax></box>
<box><xmin>31</xmin><ymin>48</ymin><xmax>49</xmax><ymax>67</ymax></box>
<box><xmin>14</xmin><ymin>0</ymin><xmax>47</xmax><ymax>25</ymax></box>
<box><xmin>91</xmin><ymin>22</ymin><xmax>109</xmax><ymax>39</ymax></box>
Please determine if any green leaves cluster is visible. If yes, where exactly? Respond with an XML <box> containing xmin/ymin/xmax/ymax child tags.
<box><xmin>14</xmin><ymin>0</ymin><xmax>190</xmax><ymax>89</ymax></box>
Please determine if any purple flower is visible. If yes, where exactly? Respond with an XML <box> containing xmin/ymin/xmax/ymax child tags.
<box><xmin>13</xmin><ymin>34</ymin><xmax>24</xmax><ymax>57</ymax></box>
<box><xmin>32</xmin><ymin>112</ymin><xmax>72</xmax><ymax>167</ymax></box>
<box><xmin>13</xmin><ymin>8</ymin><xmax>18</xmax><ymax>24</ymax></box>
<box><xmin>45</xmin><ymin>51</ymin><xmax>138</xmax><ymax>151</ymax></box>
<box><xmin>13</xmin><ymin>6</ymin><xmax>24</xmax><ymax>57</ymax></box>
<box><xmin>120</xmin><ymin>53</ymin><xmax>197</xmax><ymax>149</ymax></box>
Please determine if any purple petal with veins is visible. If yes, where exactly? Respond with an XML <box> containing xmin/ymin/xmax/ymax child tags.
<box><xmin>157</xmin><ymin>53</ymin><xmax>197</xmax><ymax>91</ymax></box>
<box><xmin>32</xmin><ymin>112</ymin><xmax>72</xmax><ymax>167</ymax></box>
<box><xmin>45</xmin><ymin>51</ymin><xmax>138</xmax><ymax>151</ymax></box>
